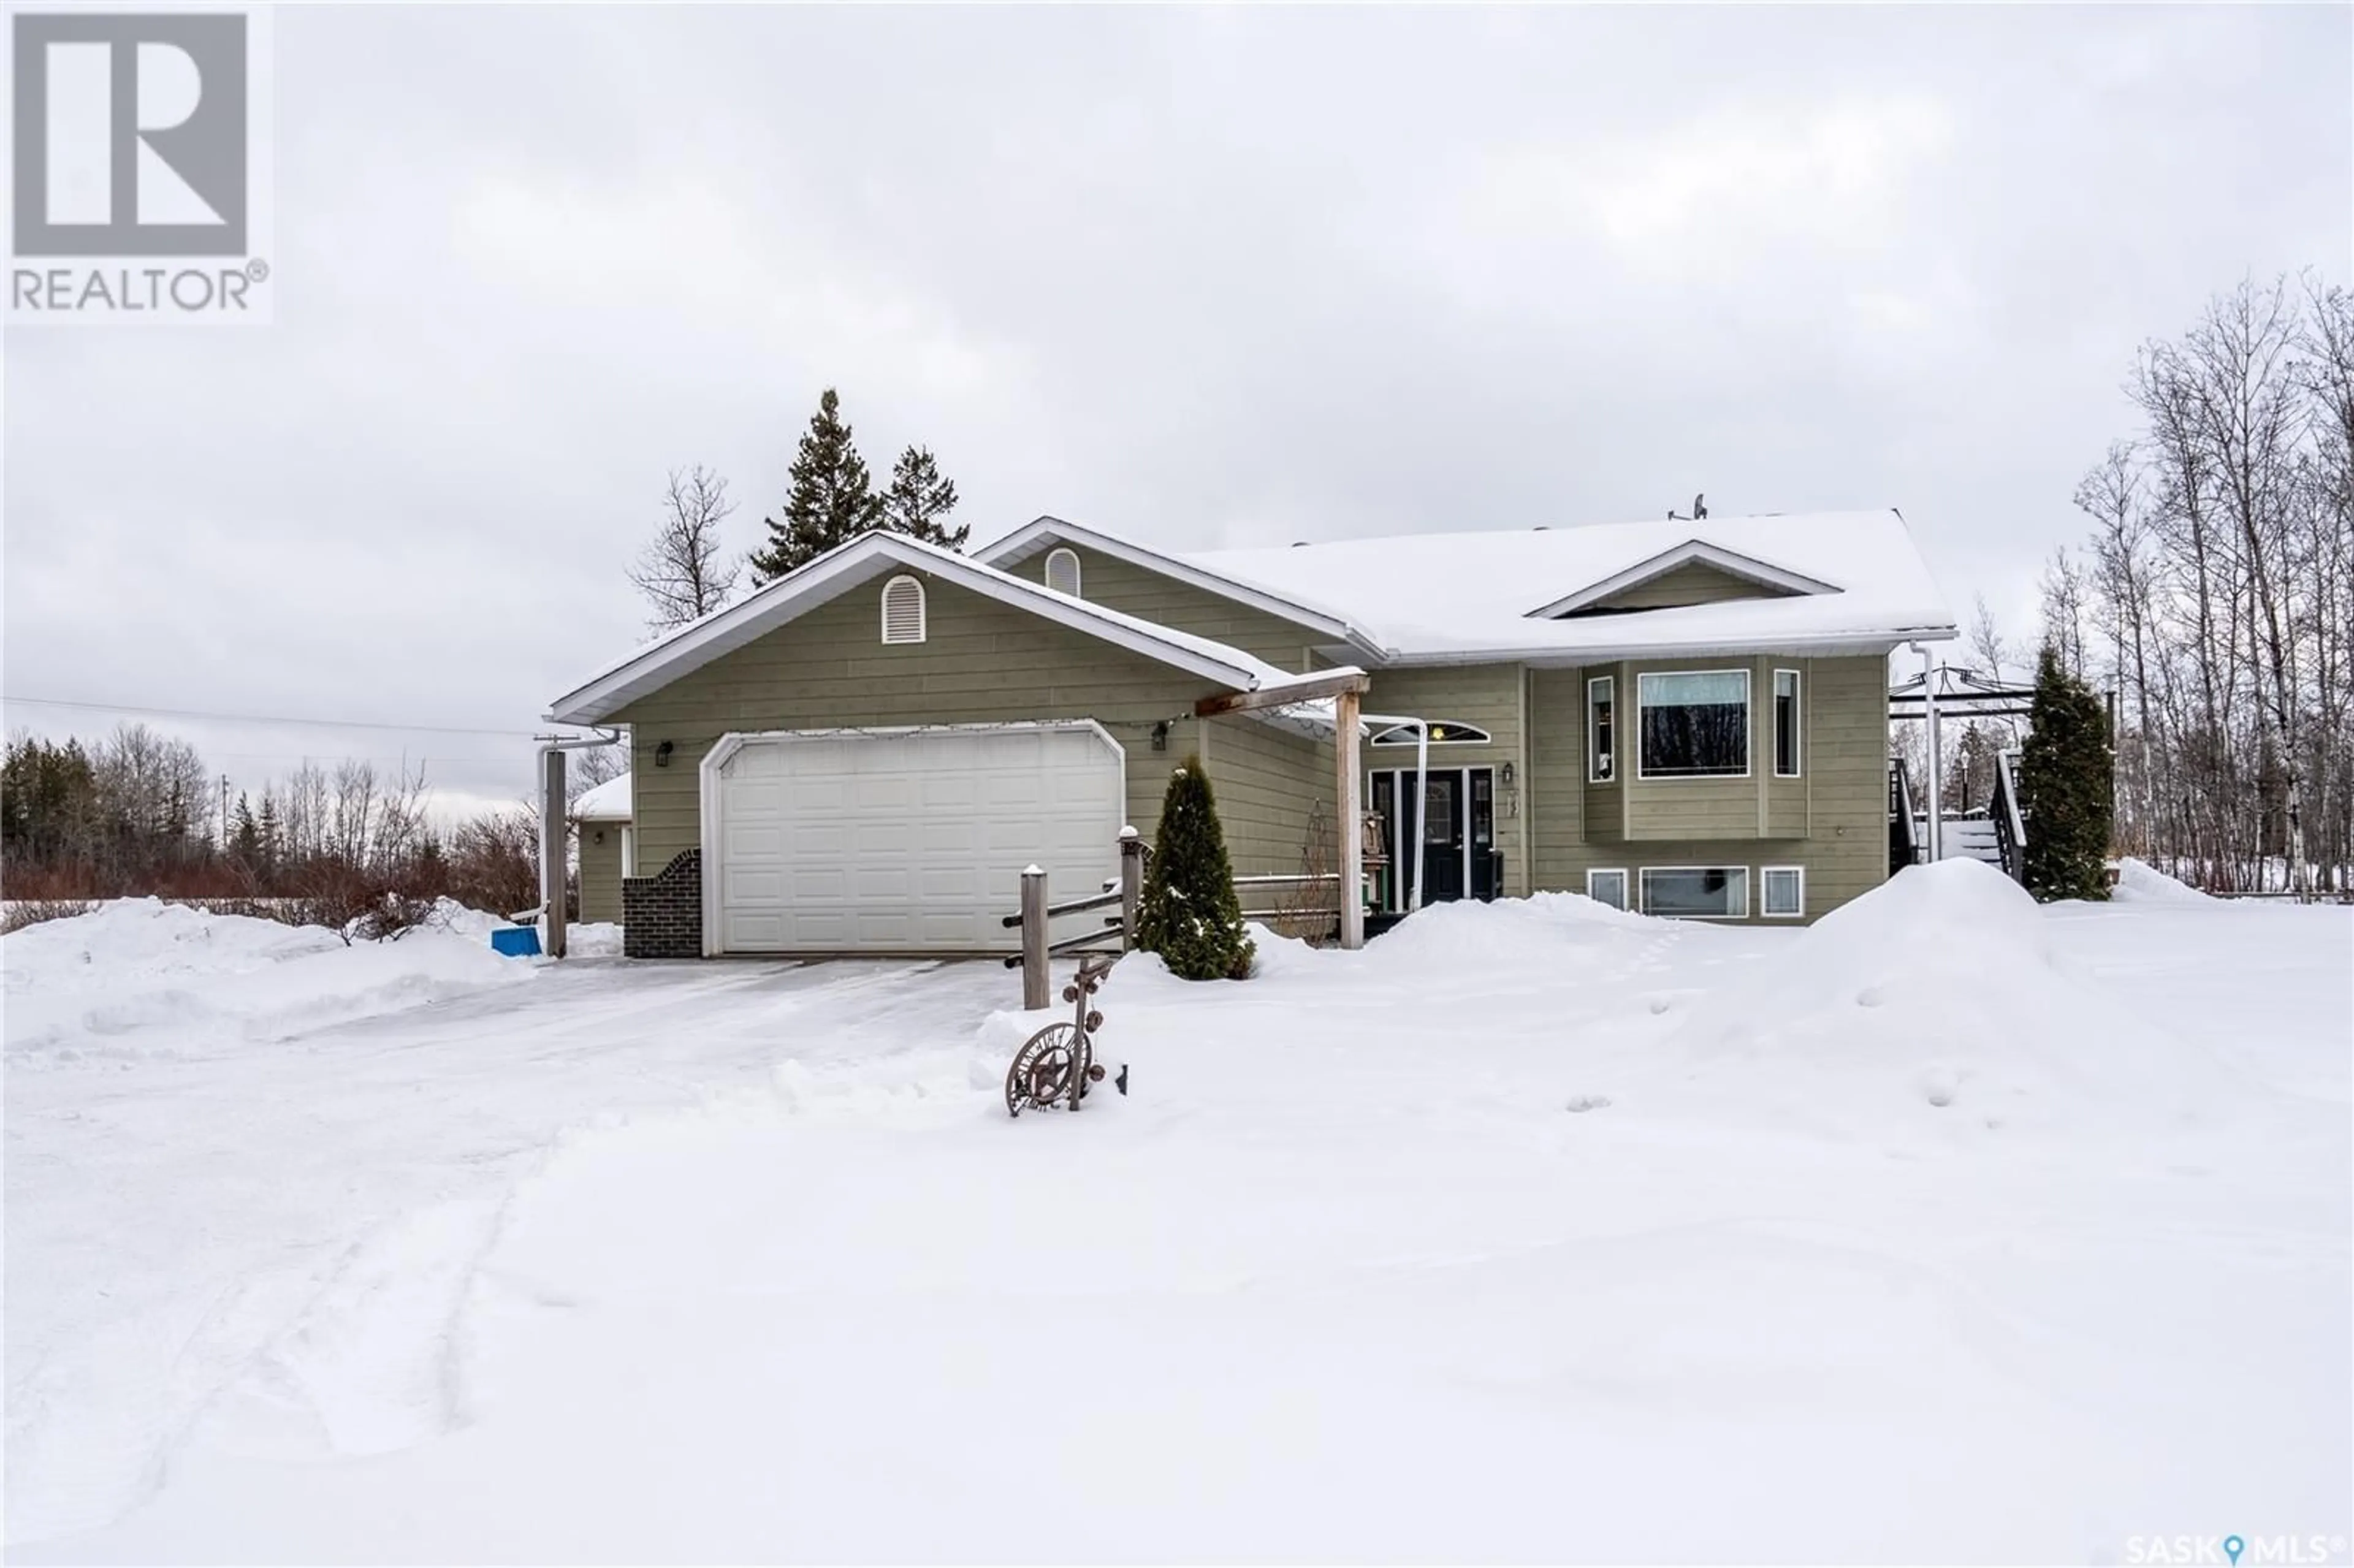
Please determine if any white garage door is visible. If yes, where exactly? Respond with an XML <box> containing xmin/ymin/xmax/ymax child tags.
<box><xmin>709</xmin><ymin>724</ymin><xmax>1125</xmax><ymax>953</ymax></box>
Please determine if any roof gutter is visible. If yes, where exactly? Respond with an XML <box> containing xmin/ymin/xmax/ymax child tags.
<box><xmin>1373</xmin><ymin>624</ymin><xmax>1960</xmax><ymax>668</ymax></box>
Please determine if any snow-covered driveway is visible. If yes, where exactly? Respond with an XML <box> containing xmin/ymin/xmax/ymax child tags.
<box><xmin>7</xmin><ymin>869</ymin><xmax>2349</xmax><ymax>1562</ymax></box>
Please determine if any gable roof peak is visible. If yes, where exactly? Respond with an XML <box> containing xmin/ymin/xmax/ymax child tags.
<box><xmin>1524</xmin><ymin>536</ymin><xmax>1843</xmax><ymax>620</ymax></box>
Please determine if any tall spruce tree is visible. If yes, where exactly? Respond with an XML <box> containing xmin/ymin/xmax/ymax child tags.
<box><xmin>748</xmin><ymin>389</ymin><xmax>882</xmax><ymax>582</ymax></box>
<box><xmin>877</xmin><ymin>444</ymin><xmax>966</xmax><ymax>551</ymax></box>
<box><xmin>2019</xmin><ymin>642</ymin><xmax>2116</xmax><ymax>902</ymax></box>
<box><xmin>1136</xmin><ymin>756</ymin><xmax>1255</xmax><ymax>981</ymax></box>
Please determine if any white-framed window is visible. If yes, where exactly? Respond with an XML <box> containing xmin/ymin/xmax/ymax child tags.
<box><xmin>1637</xmin><ymin>669</ymin><xmax>1750</xmax><ymax>778</ymax></box>
<box><xmin>1369</xmin><ymin>721</ymin><xmax>1493</xmax><ymax>747</ymax></box>
<box><xmin>1045</xmin><ymin>547</ymin><xmax>1083</xmax><ymax>598</ymax></box>
<box><xmin>1587</xmin><ymin>675</ymin><xmax>1615</xmax><ymax>783</ymax></box>
<box><xmin>1639</xmin><ymin>866</ymin><xmax>1750</xmax><ymax>919</ymax></box>
<box><xmin>1761</xmin><ymin>865</ymin><xmax>1805</xmax><ymax>918</ymax></box>
<box><xmin>1585</xmin><ymin>867</ymin><xmax>1628</xmax><ymax>910</ymax></box>
<box><xmin>880</xmin><ymin>574</ymin><xmax>927</xmax><ymax>644</ymax></box>
<box><xmin>1773</xmin><ymin>668</ymin><xmax>1802</xmax><ymax>777</ymax></box>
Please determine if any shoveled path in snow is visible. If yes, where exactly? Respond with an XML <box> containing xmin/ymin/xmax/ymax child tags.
<box><xmin>5</xmin><ymin>954</ymin><xmax>1004</xmax><ymax>1547</ymax></box>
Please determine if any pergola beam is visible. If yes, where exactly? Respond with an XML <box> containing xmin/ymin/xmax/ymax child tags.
<box><xmin>1194</xmin><ymin>668</ymin><xmax>1369</xmax><ymax>719</ymax></box>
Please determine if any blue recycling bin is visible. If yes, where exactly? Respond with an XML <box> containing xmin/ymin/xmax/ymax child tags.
<box><xmin>490</xmin><ymin>926</ymin><xmax>541</xmax><ymax>957</ymax></box>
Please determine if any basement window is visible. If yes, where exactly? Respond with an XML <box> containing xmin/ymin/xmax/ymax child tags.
<box><xmin>1585</xmin><ymin>868</ymin><xmax>1628</xmax><ymax>910</ymax></box>
<box><xmin>1637</xmin><ymin>669</ymin><xmax>1750</xmax><ymax>778</ymax></box>
<box><xmin>1044</xmin><ymin>547</ymin><xmax>1083</xmax><ymax>598</ymax></box>
<box><xmin>1640</xmin><ymin>866</ymin><xmax>1749</xmax><ymax>919</ymax></box>
<box><xmin>1761</xmin><ymin>865</ymin><xmax>1805</xmax><ymax>918</ymax></box>
<box><xmin>880</xmin><ymin>574</ymin><xmax>927</xmax><ymax>645</ymax></box>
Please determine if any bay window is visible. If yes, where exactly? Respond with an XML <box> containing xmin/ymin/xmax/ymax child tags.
<box><xmin>1637</xmin><ymin>669</ymin><xmax>1750</xmax><ymax>778</ymax></box>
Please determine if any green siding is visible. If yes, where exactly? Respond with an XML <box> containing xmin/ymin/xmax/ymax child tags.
<box><xmin>1528</xmin><ymin>667</ymin><xmax>1589</xmax><ymax>883</ymax></box>
<box><xmin>1517</xmin><ymin>652</ymin><xmax>1891</xmax><ymax>921</ymax></box>
<box><xmin>1587</xmin><ymin>559</ymin><xmax>1797</xmax><ymax>612</ymax></box>
<box><xmin>1012</xmin><ymin>544</ymin><xmax>1328</xmax><ymax>671</ymax></box>
<box><xmin>1198</xmin><ymin>715</ymin><xmax>1333</xmax><ymax>883</ymax></box>
<box><xmin>606</xmin><ymin>571</ymin><xmax>1252</xmax><ymax>877</ymax></box>
<box><xmin>1357</xmin><ymin>663</ymin><xmax>1528</xmax><ymax>897</ymax></box>
<box><xmin>576</xmin><ymin>820</ymin><xmax>626</xmax><ymax>924</ymax></box>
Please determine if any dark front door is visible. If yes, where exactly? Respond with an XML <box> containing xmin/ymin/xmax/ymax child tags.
<box><xmin>1376</xmin><ymin>766</ymin><xmax>1496</xmax><ymax>911</ymax></box>
<box><xmin>1417</xmin><ymin>772</ymin><xmax>1466</xmax><ymax>904</ymax></box>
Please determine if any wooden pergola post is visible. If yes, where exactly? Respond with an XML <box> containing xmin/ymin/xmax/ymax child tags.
<box><xmin>1195</xmin><ymin>668</ymin><xmax>1373</xmax><ymax>953</ymax></box>
<box><xmin>1335</xmin><ymin>686</ymin><xmax>1365</xmax><ymax>950</ymax></box>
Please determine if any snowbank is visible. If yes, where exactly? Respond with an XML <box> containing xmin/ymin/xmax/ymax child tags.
<box><xmin>1661</xmin><ymin>860</ymin><xmax>2216</xmax><ymax>1139</ymax></box>
<box><xmin>3</xmin><ymin>897</ymin><xmax>538</xmax><ymax>1064</ymax></box>
<box><xmin>1363</xmin><ymin>888</ymin><xmax>1658</xmax><ymax>970</ymax></box>
<box><xmin>2111</xmin><ymin>858</ymin><xmax>2222</xmax><ymax>904</ymax></box>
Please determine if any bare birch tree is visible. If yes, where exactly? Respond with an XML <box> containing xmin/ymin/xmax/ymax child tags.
<box><xmin>2069</xmin><ymin>271</ymin><xmax>2354</xmax><ymax>891</ymax></box>
<box><xmin>630</xmin><ymin>465</ymin><xmax>742</xmax><ymax>631</ymax></box>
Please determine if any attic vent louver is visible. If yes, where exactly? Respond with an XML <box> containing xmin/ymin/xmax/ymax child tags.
<box><xmin>1045</xmin><ymin>547</ymin><xmax>1082</xmax><ymax>598</ymax></box>
<box><xmin>880</xmin><ymin>574</ymin><xmax>927</xmax><ymax>645</ymax></box>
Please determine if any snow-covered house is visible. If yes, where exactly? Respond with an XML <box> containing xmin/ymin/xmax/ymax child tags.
<box><xmin>546</xmin><ymin>509</ymin><xmax>1957</xmax><ymax>957</ymax></box>
<box><xmin>568</xmin><ymin>771</ymin><xmax>631</xmax><ymax>925</ymax></box>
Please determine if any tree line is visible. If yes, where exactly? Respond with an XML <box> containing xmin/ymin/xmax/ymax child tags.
<box><xmin>630</xmin><ymin>387</ymin><xmax>968</xmax><ymax>631</ymax></box>
<box><xmin>2038</xmin><ymin>272</ymin><xmax>2352</xmax><ymax>892</ymax></box>
<box><xmin>0</xmin><ymin>723</ymin><xmax>597</xmax><ymax>926</ymax></box>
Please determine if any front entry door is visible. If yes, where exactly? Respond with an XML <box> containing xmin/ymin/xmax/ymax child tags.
<box><xmin>1373</xmin><ymin>766</ymin><xmax>1496</xmax><ymax>912</ymax></box>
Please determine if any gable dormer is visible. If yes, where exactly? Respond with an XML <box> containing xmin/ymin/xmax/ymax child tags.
<box><xmin>1527</xmin><ymin>539</ymin><xmax>1840</xmax><ymax>620</ymax></box>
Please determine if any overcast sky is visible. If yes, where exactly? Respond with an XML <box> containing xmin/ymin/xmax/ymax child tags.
<box><xmin>6</xmin><ymin>4</ymin><xmax>2348</xmax><ymax>819</ymax></box>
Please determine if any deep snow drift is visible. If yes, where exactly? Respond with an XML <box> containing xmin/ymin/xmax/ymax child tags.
<box><xmin>7</xmin><ymin>870</ymin><xmax>2348</xmax><ymax>1562</ymax></box>
<box><xmin>4</xmin><ymin>898</ymin><xmax>537</xmax><ymax>1067</ymax></box>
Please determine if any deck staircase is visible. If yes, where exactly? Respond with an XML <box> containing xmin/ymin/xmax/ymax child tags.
<box><xmin>1935</xmin><ymin>815</ymin><xmax>2005</xmax><ymax>867</ymax></box>
<box><xmin>1888</xmin><ymin>750</ymin><xmax>2026</xmax><ymax>883</ymax></box>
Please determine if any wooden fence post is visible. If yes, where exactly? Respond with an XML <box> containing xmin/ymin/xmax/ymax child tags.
<box><xmin>1020</xmin><ymin>864</ymin><xmax>1049</xmax><ymax>1010</ymax></box>
<box><xmin>1118</xmin><ymin>826</ymin><xmax>1143</xmax><ymax>951</ymax></box>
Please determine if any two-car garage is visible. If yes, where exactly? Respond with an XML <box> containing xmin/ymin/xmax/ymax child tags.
<box><xmin>701</xmin><ymin>723</ymin><xmax>1126</xmax><ymax>954</ymax></box>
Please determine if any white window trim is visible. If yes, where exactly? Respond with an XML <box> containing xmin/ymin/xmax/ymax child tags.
<box><xmin>1585</xmin><ymin>867</ymin><xmax>1628</xmax><ymax>910</ymax></box>
<box><xmin>880</xmin><ymin>574</ymin><xmax>927</xmax><ymax>645</ymax></box>
<box><xmin>1369</xmin><ymin>720</ymin><xmax>1493</xmax><ymax>747</ymax></box>
<box><xmin>1586</xmin><ymin>674</ymin><xmax>1615</xmax><ymax>784</ymax></box>
<box><xmin>1772</xmin><ymin>668</ymin><xmax>1802</xmax><ymax>779</ymax></box>
<box><xmin>1639</xmin><ymin>864</ymin><xmax>1751</xmax><ymax>921</ymax></box>
<box><xmin>621</xmin><ymin>825</ymin><xmax>636</xmax><ymax>880</ymax></box>
<box><xmin>1761</xmin><ymin>864</ymin><xmax>1805</xmax><ymax>918</ymax></box>
<box><xmin>1044</xmin><ymin>546</ymin><xmax>1083</xmax><ymax>598</ymax></box>
<box><xmin>1634</xmin><ymin>668</ymin><xmax>1752</xmax><ymax>781</ymax></box>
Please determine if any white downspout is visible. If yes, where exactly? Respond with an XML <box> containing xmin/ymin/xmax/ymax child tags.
<box><xmin>1411</xmin><ymin>720</ymin><xmax>1430</xmax><ymax>912</ymax></box>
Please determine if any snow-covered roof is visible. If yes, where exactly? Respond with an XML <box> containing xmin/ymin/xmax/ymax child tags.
<box><xmin>571</xmin><ymin>772</ymin><xmax>631</xmax><ymax>821</ymax></box>
<box><xmin>981</xmin><ymin>516</ymin><xmax>1385</xmax><ymax>657</ymax></box>
<box><xmin>547</xmin><ymin>531</ymin><xmax>1306</xmax><ymax>726</ymax></box>
<box><xmin>1184</xmin><ymin>509</ymin><xmax>1956</xmax><ymax>663</ymax></box>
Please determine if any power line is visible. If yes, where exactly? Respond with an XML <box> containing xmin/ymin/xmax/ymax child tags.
<box><xmin>0</xmin><ymin>694</ymin><xmax>546</xmax><ymax>738</ymax></box>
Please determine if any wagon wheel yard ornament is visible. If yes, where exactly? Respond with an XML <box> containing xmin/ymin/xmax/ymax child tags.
<box><xmin>1006</xmin><ymin>953</ymin><xmax>1129</xmax><ymax>1117</ymax></box>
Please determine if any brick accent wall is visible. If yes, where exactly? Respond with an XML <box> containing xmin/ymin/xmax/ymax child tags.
<box><xmin>622</xmin><ymin>848</ymin><xmax>701</xmax><ymax>958</ymax></box>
